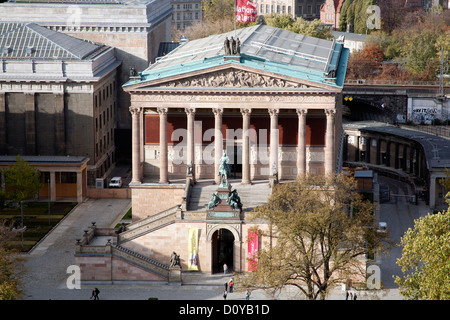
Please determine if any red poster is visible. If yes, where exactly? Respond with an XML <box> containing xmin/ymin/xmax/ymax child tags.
<box><xmin>236</xmin><ymin>0</ymin><xmax>257</xmax><ymax>23</ymax></box>
<box><xmin>248</xmin><ymin>229</ymin><xmax>259</xmax><ymax>271</ymax></box>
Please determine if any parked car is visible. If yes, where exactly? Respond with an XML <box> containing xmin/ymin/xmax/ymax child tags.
<box><xmin>377</xmin><ymin>222</ymin><xmax>387</xmax><ymax>233</ymax></box>
<box><xmin>109</xmin><ymin>177</ymin><xmax>123</xmax><ymax>188</ymax></box>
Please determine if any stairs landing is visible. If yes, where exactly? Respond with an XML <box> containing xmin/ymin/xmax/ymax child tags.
<box><xmin>187</xmin><ymin>179</ymin><xmax>271</xmax><ymax>212</ymax></box>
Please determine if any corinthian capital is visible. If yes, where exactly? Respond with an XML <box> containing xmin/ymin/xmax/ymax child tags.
<box><xmin>185</xmin><ymin>107</ymin><xmax>196</xmax><ymax>115</ymax></box>
<box><xmin>296</xmin><ymin>108</ymin><xmax>308</xmax><ymax>117</ymax></box>
<box><xmin>268</xmin><ymin>108</ymin><xmax>279</xmax><ymax>117</ymax></box>
<box><xmin>157</xmin><ymin>107</ymin><xmax>168</xmax><ymax>115</ymax></box>
<box><xmin>212</xmin><ymin>107</ymin><xmax>223</xmax><ymax>117</ymax></box>
<box><xmin>129</xmin><ymin>106</ymin><xmax>142</xmax><ymax>116</ymax></box>
<box><xmin>325</xmin><ymin>109</ymin><xmax>336</xmax><ymax>118</ymax></box>
<box><xmin>240</xmin><ymin>108</ymin><xmax>251</xmax><ymax>116</ymax></box>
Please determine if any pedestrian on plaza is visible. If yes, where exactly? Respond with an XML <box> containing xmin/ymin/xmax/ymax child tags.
<box><xmin>223</xmin><ymin>263</ymin><xmax>228</xmax><ymax>274</ymax></box>
<box><xmin>353</xmin><ymin>293</ymin><xmax>357</xmax><ymax>300</ymax></box>
<box><xmin>224</xmin><ymin>282</ymin><xmax>228</xmax><ymax>292</ymax></box>
<box><xmin>349</xmin><ymin>292</ymin><xmax>353</xmax><ymax>300</ymax></box>
<box><xmin>345</xmin><ymin>291</ymin><xmax>349</xmax><ymax>300</ymax></box>
<box><xmin>246</xmin><ymin>289</ymin><xmax>251</xmax><ymax>300</ymax></box>
<box><xmin>229</xmin><ymin>278</ymin><xmax>234</xmax><ymax>293</ymax></box>
<box><xmin>90</xmin><ymin>287</ymin><xmax>100</xmax><ymax>300</ymax></box>
<box><xmin>223</xmin><ymin>290</ymin><xmax>228</xmax><ymax>300</ymax></box>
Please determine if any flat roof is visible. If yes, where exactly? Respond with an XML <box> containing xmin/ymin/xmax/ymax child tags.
<box><xmin>0</xmin><ymin>155</ymin><xmax>89</xmax><ymax>165</ymax></box>
<box><xmin>343</xmin><ymin>121</ymin><xmax>450</xmax><ymax>170</ymax></box>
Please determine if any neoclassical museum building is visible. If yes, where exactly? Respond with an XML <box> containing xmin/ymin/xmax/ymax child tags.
<box><xmin>75</xmin><ymin>25</ymin><xmax>350</xmax><ymax>282</ymax></box>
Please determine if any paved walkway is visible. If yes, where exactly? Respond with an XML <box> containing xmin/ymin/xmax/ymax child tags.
<box><xmin>20</xmin><ymin>198</ymin><xmax>403</xmax><ymax>300</ymax></box>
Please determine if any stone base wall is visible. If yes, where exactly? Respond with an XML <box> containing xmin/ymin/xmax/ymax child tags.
<box><xmin>76</xmin><ymin>255</ymin><xmax>166</xmax><ymax>282</ymax></box>
<box><xmin>131</xmin><ymin>184</ymin><xmax>185</xmax><ymax>221</ymax></box>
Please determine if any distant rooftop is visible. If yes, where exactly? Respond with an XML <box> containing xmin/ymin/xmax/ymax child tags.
<box><xmin>0</xmin><ymin>22</ymin><xmax>107</xmax><ymax>60</ymax></box>
<box><xmin>125</xmin><ymin>24</ymin><xmax>349</xmax><ymax>89</ymax></box>
<box><xmin>344</xmin><ymin>122</ymin><xmax>450</xmax><ymax>170</ymax></box>
<box><xmin>0</xmin><ymin>155</ymin><xmax>89</xmax><ymax>164</ymax></box>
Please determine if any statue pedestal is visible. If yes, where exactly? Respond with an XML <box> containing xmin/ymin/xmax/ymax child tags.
<box><xmin>169</xmin><ymin>266</ymin><xmax>182</xmax><ymax>285</ymax></box>
<box><xmin>207</xmin><ymin>183</ymin><xmax>242</xmax><ymax>220</ymax></box>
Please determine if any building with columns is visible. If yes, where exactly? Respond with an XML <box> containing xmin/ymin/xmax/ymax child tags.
<box><xmin>0</xmin><ymin>22</ymin><xmax>120</xmax><ymax>188</ymax></box>
<box><xmin>124</xmin><ymin>25</ymin><xmax>349</xmax><ymax>187</ymax></box>
<box><xmin>75</xmin><ymin>25</ymin><xmax>349</xmax><ymax>281</ymax></box>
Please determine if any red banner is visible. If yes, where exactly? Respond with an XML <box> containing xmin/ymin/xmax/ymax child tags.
<box><xmin>236</xmin><ymin>0</ymin><xmax>257</xmax><ymax>23</ymax></box>
<box><xmin>248</xmin><ymin>229</ymin><xmax>259</xmax><ymax>271</ymax></box>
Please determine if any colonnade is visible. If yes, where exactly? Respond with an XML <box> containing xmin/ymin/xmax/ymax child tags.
<box><xmin>129</xmin><ymin>106</ymin><xmax>337</xmax><ymax>184</ymax></box>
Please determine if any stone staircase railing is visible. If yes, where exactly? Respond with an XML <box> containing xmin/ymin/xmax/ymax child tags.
<box><xmin>112</xmin><ymin>244</ymin><xmax>170</xmax><ymax>280</ymax></box>
<box><xmin>117</xmin><ymin>205</ymin><xmax>179</xmax><ymax>243</ymax></box>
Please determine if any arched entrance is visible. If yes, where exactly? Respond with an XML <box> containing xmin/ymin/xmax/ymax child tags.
<box><xmin>212</xmin><ymin>228</ymin><xmax>235</xmax><ymax>273</ymax></box>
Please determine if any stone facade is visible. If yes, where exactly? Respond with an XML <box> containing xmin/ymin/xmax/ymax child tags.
<box><xmin>0</xmin><ymin>0</ymin><xmax>173</xmax><ymax>130</ymax></box>
<box><xmin>0</xmin><ymin>22</ymin><xmax>120</xmax><ymax>186</ymax></box>
<box><xmin>76</xmin><ymin>25</ymin><xmax>351</xmax><ymax>281</ymax></box>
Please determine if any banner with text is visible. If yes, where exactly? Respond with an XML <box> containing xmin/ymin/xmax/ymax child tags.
<box><xmin>188</xmin><ymin>228</ymin><xmax>199</xmax><ymax>271</ymax></box>
<box><xmin>236</xmin><ymin>0</ymin><xmax>257</xmax><ymax>23</ymax></box>
<box><xmin>248</xmin><ymin>229</ymin><xmax>259</xmax><ymax>271</ymax></box>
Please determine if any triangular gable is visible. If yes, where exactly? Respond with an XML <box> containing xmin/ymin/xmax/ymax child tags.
<box><xmin>124</xmin><ymin>64</ymin><xmax>341</xmax><ymax>92</ymax></box>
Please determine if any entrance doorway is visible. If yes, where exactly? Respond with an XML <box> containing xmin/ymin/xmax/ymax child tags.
<box><xmin>212</xmin><ymin>228</ymin><xmax>234</xmax><ymax>273</ymax></box>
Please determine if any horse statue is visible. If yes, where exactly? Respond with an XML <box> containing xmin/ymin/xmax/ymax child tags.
<box><xmin>218</xmin><ymin>153</ymin><xmax>231</xmax><ymax>186</ymax></box>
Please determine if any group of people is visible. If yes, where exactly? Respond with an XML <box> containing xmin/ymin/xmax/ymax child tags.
<box><xmin>223</xmin><ymin>278</ymin><xmax>234</xmax><ymax>300</ymax></box>
<box><xmin>223</xmin><ymin>277</ymin><xmax>252</xmax><ymax>300</ymax></box>
<box><xmin>345</xmin><ymin>290</ymin><xmax>358</xmax><ymax>300</ymax></box>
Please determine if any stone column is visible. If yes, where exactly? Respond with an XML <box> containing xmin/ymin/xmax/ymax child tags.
<box><xmin>241</xmin><ymin>108</ymin><xmax>251</xmax><ymax>185</ymax></box>
<box><xmin>25</xmin><ymin>93</ymin><xmax>36</xmax><ymax>154</ymax></box>
<box><xmin>50</xmin><ymin>171</ymin><xmax>56</xmax><ymax>202</ymax></box>
<box><xmin>129</xmin><ymin>106</ymin><xmax>142</xmax><ymax>184</ymax></box>
<box><xmin>325</xmin><ymin>109</ymin><xmax>336</xmax><ymax>177</ymax></box>
<box><xmin>296</xmin><ymin>108</ymin><xmax>307</xmax><ymax>176</ymax></box>
<box><xmin>158</xmin><ymin>107</ymin><xmax>169</xmax><ymax>184</ymax></box>
<box><xmin>54</xmin><ymin>93</ymin><xmax>66</xmax><ymax>155</ymax></box>
<box><xmin>0</xmin><ymin>93</ymin><xmax>6</xmax><ymax>154</ymax></box>
<box><xmin>213</xmin><ymin>108</ymin><xmax>223</xmax><ymax>184</ymax></box>
<box><xmin>76</xmin><ymin>171</ymin><xmax>83</xmax><ymax>203</ymax></box>
<box><xmin>185</xmin><ymin>108</ymin><xmax>196</xmax><ymax>181</ymax></box>
<box><xmin>269</xmin><ymin>108</ymin><xmax>279</xmax><ymax>179</ymax></box>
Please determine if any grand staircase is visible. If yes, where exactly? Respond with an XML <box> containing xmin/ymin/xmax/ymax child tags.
<box><xmin>79</xmin><ymin>179</ymin><xmax>272</xmax><ymax>282</ymax></box>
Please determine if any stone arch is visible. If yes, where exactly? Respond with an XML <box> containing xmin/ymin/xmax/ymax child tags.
<box><xmin>206</xmin><ymin>223</ymin><xmax>241</xmax><ymax>242</ymax></box>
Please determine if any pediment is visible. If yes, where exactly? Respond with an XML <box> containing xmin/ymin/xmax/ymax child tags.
<box><xmin>157</xmin><ymin>68</ymin><xmax>311</xmax><ymax>89</ymax></box>
<box><xmin>127</xmin><ymin>66</ymin><xmax>338</xmax><ymax>92</ymax></box>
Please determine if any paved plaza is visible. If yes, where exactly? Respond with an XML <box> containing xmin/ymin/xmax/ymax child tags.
<box><xmin>20</xmin><ymin>197</ymin><xmax>409</xmax><ymax>301</ymax></box>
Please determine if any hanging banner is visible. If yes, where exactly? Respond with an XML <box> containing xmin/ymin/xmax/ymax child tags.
<box><xmin>248</xmin><ymin>229</ymin><xmax>259</xmax><ymax>271</ymax></box>
<box><xmin>188</xmin><ymin>228</ymin><xmax>199</xmax><ymax>271</ymax></box>
<box><xmin>236</xmin><ymin>0</ymin><xmax>257</xmax><ymax>23</ymax></box>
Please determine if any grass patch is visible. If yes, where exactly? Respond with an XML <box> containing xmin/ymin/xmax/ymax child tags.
<box><xmin>0</xmin><ymin>201</ymin><xmax>77</xmax><ymax>252</ymax></box>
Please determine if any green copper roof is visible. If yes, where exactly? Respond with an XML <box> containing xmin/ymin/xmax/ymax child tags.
<box><xmin>124</xmin><ymin>24</ymin><xmax>349</xmax><ymax>89</ymax></box>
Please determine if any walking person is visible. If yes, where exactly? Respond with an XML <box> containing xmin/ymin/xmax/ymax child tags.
<box><xmin>224</xmin><ymin>282</ymin><xmax>228</xmax><ymax>292</ymax></box>
<box><xmin>90</xmin><ymin>288</ymin><xmax>100</xmax><ymax>300</ymax></box>
<box><xmin>223</xmin><ymin>290</ymin><xmax>228</xmax><ymax>300</ymax></box>
<box><xmin>229</xmin><ymin>278</ymin><xmax>233</xmax><ymax>293</ymax></box>
<box><xmin>246</xmin><ymin>289</ymin><xmax>251</xmax><ymax>300</ymax></box>
<box><xmin>223</xmin><ymin>263</ymin><xmax>228</xmax><ymax>274</ymax></box>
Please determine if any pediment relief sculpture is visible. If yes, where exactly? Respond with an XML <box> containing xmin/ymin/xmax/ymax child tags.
<box><xmin>154</xmin><ymin>69</ymin><xmax>310</xmax><ymax>89</ymax></box>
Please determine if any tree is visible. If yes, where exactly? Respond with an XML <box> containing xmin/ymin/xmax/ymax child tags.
<box><xmin>394</xmin><ymin>210</ymin><xmax>450</xmax><ymax>300</ymax></box>
<box><xmin>0</xmin><ymin>220</ymin><xmax>24</xmax><ymax>300</ymax></box>
<box><xmin>2</xmin><ymin>155</ymin><xmax>41</xmax><ymax>205</ymax></box>
<box><xmin>237</xmin><ymin>173</ymin><xmax>390</xmax><ymax>300</ymax></box>
<box><xmin>264</xmin><ymin>14</ymin><xmax>332</xmax><ymax>40</ymax></box>
<box><xmin>202</xmin><ymin>0</ymin><xmax>235</xmax><ymax>23</ymax></box>
<box><xmin>346</xmin><ymin>45</ymin><xmax>384</xmax><ymax>79</ymax></box>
